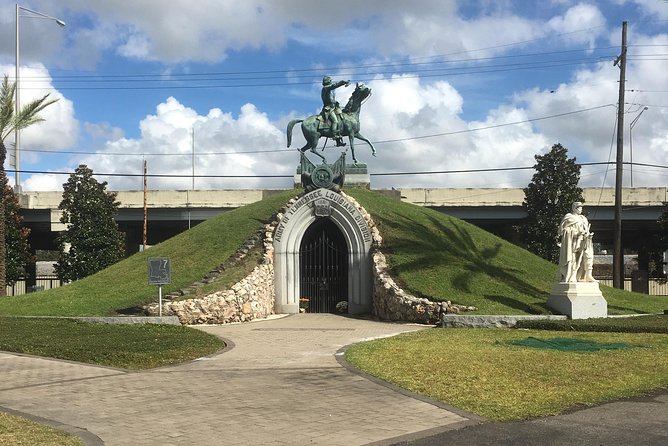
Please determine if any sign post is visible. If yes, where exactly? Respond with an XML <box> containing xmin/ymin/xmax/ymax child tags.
<box><xmin>148</xmin><ymin>257</ymin><xmax>171</xmax><ymax>317</ymax></box>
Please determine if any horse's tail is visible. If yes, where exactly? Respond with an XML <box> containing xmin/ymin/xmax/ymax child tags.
<box><xmin>286</xmin><ymin>119</ymin><xmax>303</xmax><ymax>147</ymax></box>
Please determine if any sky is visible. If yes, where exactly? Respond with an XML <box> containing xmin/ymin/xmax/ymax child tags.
<box><xmin>0</xmin><ymin>0</ymin><xmax>667</xmax><ymax>192</ymax></box>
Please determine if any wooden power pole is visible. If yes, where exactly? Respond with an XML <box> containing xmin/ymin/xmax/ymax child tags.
<box><xmin>613</xmin><ymin>21</ymin><xmax>627</xmax><ymax>289</ymax></box>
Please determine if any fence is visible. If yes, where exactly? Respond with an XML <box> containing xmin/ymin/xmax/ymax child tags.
<box><xmin>4</xmin><ymin>276</ymin><xmax>667</xmax><ymax>297</ymax></box>
<box><xmin>597</xmin><ymin>279</ymin><xmax>668</xmax><ymax>296</ymax></box>
<box><xmin>5</xmin><ymin>276</ymin><xmax>63</xmax><ymax>296</ymax></box>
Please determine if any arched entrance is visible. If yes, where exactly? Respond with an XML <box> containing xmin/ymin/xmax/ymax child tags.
<box><xmin>299</xmin><ymin>218</ymin><xmax>348</xmax><ymax>313</ymax></box>
<box><xmin>273</xmin><ymin>188</ymin><xmax>373</xmax><ymax>315</ymax></box>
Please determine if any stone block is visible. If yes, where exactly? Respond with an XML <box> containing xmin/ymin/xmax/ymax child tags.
<box><xmin>547</xmin><ymin>282</ymin><xmax>608</xmax><ymax>319</ymax></box>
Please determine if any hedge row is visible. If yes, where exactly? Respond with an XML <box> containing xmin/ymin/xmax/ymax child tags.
<box><xmin>515</xmin><ymin>314</ymin><xmax>668</xmax><ymax>334</ymax></box>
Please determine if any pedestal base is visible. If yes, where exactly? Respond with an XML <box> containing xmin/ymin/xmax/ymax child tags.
<box><xmin>547</xmin><ymin>282</ymin><xmax>608</xmax><ymax>319</ymax></box>
<box><xmin>295</xmin><ymin>162</ymin><xmax>370</xmax><ymax>189</ymax></box>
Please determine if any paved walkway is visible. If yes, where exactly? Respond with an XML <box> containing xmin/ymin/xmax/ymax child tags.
<box><xmin>0</xmin><ymin>314</ymin><xmax>479</xmax><ymax>445</ymax></box>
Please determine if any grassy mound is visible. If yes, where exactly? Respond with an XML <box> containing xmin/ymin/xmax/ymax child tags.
<box><xmin>345</xmin><ymin>189</ymin><xmax>666</xmax><ymax>315</ymax></box>
<box><xmin>0</xmin><ymin>190</ymin><xmax>296</xmax><ymax>316</ymax></box>
<box><xmin>0</xmin><ymin>188</ymin><xmax>664</xmax><ymax>316</ymax></box>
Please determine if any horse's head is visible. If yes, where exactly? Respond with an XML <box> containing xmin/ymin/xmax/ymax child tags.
<box><xmin>354</xmin><ymin>82</ymin><xmax>371</xmax><ymax>101</ymax></box>
<box><xmin>344</xmin><ymin>83</ymin><xmax>372</xmax><ymax>112</ymax></box>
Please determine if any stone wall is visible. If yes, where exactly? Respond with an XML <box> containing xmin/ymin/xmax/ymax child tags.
<box><xmin>145</xmin><ymin>214</ymin><xmax>285</xmax><ymax>324</ymax></box>
<box><xmin>371</xmin><ymin>251</ymin><xmax>476</xmax><ymax>324</ymax></box>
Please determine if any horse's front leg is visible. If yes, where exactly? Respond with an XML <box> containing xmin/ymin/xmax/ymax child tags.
<box><xmin>348</xmin><ymin>133</ymin><xmax>357</xmax><ymax>164</ymax></box>
<box><xmin>310</xmin><ymin>146</ymin><xmax>326</xmax><ymax>163</ymax></box>
<box><xmin>355</xmin><ymin>132</ymin><xmax>376</xmax><ymax>157</ymax></box>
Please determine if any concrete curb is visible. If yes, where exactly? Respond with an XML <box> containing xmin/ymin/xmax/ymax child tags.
<box><xmin>441</xmin><ymin>314</ymin><xmax>568</xmax><ymax>328</ymax></box>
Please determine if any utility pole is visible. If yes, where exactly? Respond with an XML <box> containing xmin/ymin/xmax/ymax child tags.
<box><xmin>143</xmin><ymin>159</ymin><xmax>148</xmax><ymax>251</ymax></box>
<box><xmin>613</xmin><ymin>21</ymin><xmax>627</xmax><ymax>289</ymax></box>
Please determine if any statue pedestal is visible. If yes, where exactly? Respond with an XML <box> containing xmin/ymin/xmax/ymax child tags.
<box><xmin>547</xmin><ymin>282</ymin><xmax>607</xmax><ymax>319</ymax></box>
<box><xmin>295</xmin><ymin>161</ymin><xmax>370</xmax><ymax>189</ymax></box>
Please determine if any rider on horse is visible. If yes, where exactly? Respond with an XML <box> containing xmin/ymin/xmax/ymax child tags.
<box><xmin>320</xmin><ymin>75</ymin><xmax>349</xmax><ymax>147</ymax></box>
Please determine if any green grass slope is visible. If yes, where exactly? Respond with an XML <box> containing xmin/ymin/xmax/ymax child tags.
<box><xmin>0</xmin><ymin>190</ymin><xmax>297</xmax><ymax>316</ymax></box>
<box><xmin>0</xmin><ymin>188</ymin><xmax>663</xmax><ymax>316</ymax></box>
<box><xmin>346</xmin><ymin>189</ymin><xmax>666</xmax><ymax>315</ymax></box>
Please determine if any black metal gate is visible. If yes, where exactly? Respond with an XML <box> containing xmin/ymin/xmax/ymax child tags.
<box><xmin>299</xmin><ymin>219</ymin><xmax>348</xmax><ymax>313</ymax></box>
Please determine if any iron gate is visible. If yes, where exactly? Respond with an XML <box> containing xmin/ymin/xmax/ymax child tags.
<box><xmin>299</xmin><ymin>219</ymin><xmax>348</xmax><ymax>313</ymax></box>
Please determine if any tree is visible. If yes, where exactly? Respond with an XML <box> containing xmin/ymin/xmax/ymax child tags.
<box><xmin>2</xmin><ymin>181</ymin><xmax>32</xmax><ymax>286</ymax></box>
<box><xmin>521</xmin><ymin>143</ymin><xmax>584</xmax><ymax>263</ymax></box>
<box><xmin>55</xmin><ymin>165</ymin><xmax>125</xmax><ymax>282</ymax></box>
<box><xmin>0</xmin><ymin>75</ymin><xmax>57</xmax><ymax>295</ymax></box>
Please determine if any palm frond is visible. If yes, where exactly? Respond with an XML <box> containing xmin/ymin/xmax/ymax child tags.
<box><xmin>14</xmin><ymin>94</ymin><xmax>58</xmax><ymax>131</ymax></box>
<box><xmin>0</xmin><ymin>74</ymin><xmax>59</xmax><ymax>142</ymax></box>
<box><xmin>0</xmin><ymin>76</ymin><xmax>16</xmax><ymax>139</ymax></box>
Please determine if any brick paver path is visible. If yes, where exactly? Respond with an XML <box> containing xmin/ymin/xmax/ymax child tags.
<box><xmin>0</xmin><ymin>314</ymin><xmax>475</xmax><ymax>445</ymax></box>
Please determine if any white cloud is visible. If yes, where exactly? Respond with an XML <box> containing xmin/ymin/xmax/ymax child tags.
<box><xmin>547</xmin><ymin>3</ymin><xmax>607</xmax><ymax>47</ymax></box>
<box><xmin>629</xmin><ymin>0</ymin><xmax>668</xmax><ymax>20</ymax></box>
<box><xmin>0</xmin><ymin>64</ymin><xmax>78</xmax><ymax>170</ymax></box>
<box><xmin>23</xmin><ymin>173</ymin><xmax>64</xmax><ymax>191</ymax></box>
<box><xmin>35</xmin><ymin>96</ymin><xmax>292</xmax><ymax>191</ymax></box>
<box><xmin>9</xmin><ymin>1</ymin><xmax>668</xmax><ymax>191</ymax></box>
<box><xmin>18</xmin><ymin>0</ymin><xmax>606</xmax><ymax>65</ymax></box>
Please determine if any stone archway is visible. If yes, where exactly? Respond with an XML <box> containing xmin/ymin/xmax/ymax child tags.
<box><xmin>273</xmin><ymin>189</ymin><xmax>373</xmax><ymax>315</ymax></box>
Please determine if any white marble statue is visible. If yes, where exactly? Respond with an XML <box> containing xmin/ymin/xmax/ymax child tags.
<box><xmin>558</xmin><ymin>202</ymin><xmax>597</xmax><ymax>283</ymax></box>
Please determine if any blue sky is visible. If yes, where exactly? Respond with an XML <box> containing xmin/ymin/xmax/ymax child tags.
<box><xmin>0</xmin><ymin>0</ymin><xmax>667</xmax><ymax>191</ymax></box>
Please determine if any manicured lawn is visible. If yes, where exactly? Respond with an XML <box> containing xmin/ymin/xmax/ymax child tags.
<box><xmin>0</xmin><ymin>317</ymin><xmax>224</xmax><ymax>370</ymax></box>
<box><xmin>0</xmin><ymin>412</ymin><xmax>82</xmax><ymax>446</ymax></box>
<box><xmin>345</xmin><ymin>327</ymin><xmax>668</xmax><ymax>421</ymax></box>
<box><xmin>347</xmin><ymin>188</ymin><xmax>668</xmax><ymax>315</ymax></box>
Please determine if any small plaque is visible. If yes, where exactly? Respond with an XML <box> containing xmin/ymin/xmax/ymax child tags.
<box><xmin>148</xmin><ymin>257</ymin><xmax>171</xmax><ymax>285</ymax></box>
<box><xmin>314</xmin><ymin>198</ymin><xmax>331</xmax><ymax>217</ymax></box>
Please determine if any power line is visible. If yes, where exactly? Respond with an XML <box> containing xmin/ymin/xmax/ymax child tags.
<box><xmin>373</xmin><ymin>104</ymin><xmax>615</xmax><ymax>144</ymax></box>
<box><xmin>19</xmin><ymin>104</ymin><xmax>617</xmax><ymax>157</ymax></box>
<box><xmin>8</xmin><ymin>161</ymin><xmax>666</xmax><ymax>181</ymax></box>
<box><xmin>18</xmin><ymin>59</ymin><xmax>613</xmax><ymax>91</ymax></box>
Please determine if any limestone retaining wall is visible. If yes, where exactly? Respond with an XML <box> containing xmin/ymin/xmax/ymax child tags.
<box><xmin>145</xmin><ymin>213</ymin><xmax>285</xmax><ymax>324</ymax></box>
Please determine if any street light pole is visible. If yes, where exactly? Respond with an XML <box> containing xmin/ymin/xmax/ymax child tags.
<box><xmin>14</xmin><ymin>4</ymin><xmax>65</xmax><ymax>192</ymax></box>
<box><xmin>629</xmin><ymin>106</ymin><xmax>648</xmax><ymax>187</ymax></box>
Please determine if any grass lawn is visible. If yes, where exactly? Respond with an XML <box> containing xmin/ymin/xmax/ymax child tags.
<box><xmin>0</xmin><ymin>317</ymin><xmax>225</xmax><ymax>370</ymax></box>
<box><xmin>345</xmin><ymin>327</ymin><xmax>668</xmax><ymax>421</ymax></box>
<box><xmin>0</xmin><ymin>412</ymin><xmax>82</xmax><ymax>446</ymax></box>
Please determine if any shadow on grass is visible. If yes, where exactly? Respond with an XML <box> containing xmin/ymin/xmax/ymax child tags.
<box><xmin>379</xmin><ymin>210</ymin><xmax>548</xmax><ymax>302</ymax></box>
<box><xmin>485</xmin><ymin>295</ymin><xmax>550</xmax><ymax>314</ymax></box>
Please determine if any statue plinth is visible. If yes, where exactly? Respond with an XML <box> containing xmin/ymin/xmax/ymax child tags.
<box><xmin>547</xmin><ymin>282</ymin><xmax>607</xmax><ymax>319</ymax></box>
<box><xmin>294</xmin><ymin>153</ymin><xmax>370</xmax><ymax>190</ymax></box>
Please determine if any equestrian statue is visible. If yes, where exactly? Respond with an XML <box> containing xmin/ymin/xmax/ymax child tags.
<box><xmin>287</xmin><ymin>76</ymin><xmax>375</xmax><ymax>164</ymax></box>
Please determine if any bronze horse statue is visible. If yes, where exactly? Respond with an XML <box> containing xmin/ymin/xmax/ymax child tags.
<box><xmin>287</xmin><ymin>83</ymin><xmax>375</xmax><ymax>164</ymax></box>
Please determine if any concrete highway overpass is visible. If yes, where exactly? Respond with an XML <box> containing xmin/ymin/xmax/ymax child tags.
<box><xmin>19</xmin><ymin>187</ymin><xmax>667</xmax><ymax>258</ymax></box>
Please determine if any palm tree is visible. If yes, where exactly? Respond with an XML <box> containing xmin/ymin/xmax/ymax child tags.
<box><xmin>0</xmin><ymin>75</ymin><xmax>58</xmax><ymax>295</ymax></box>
